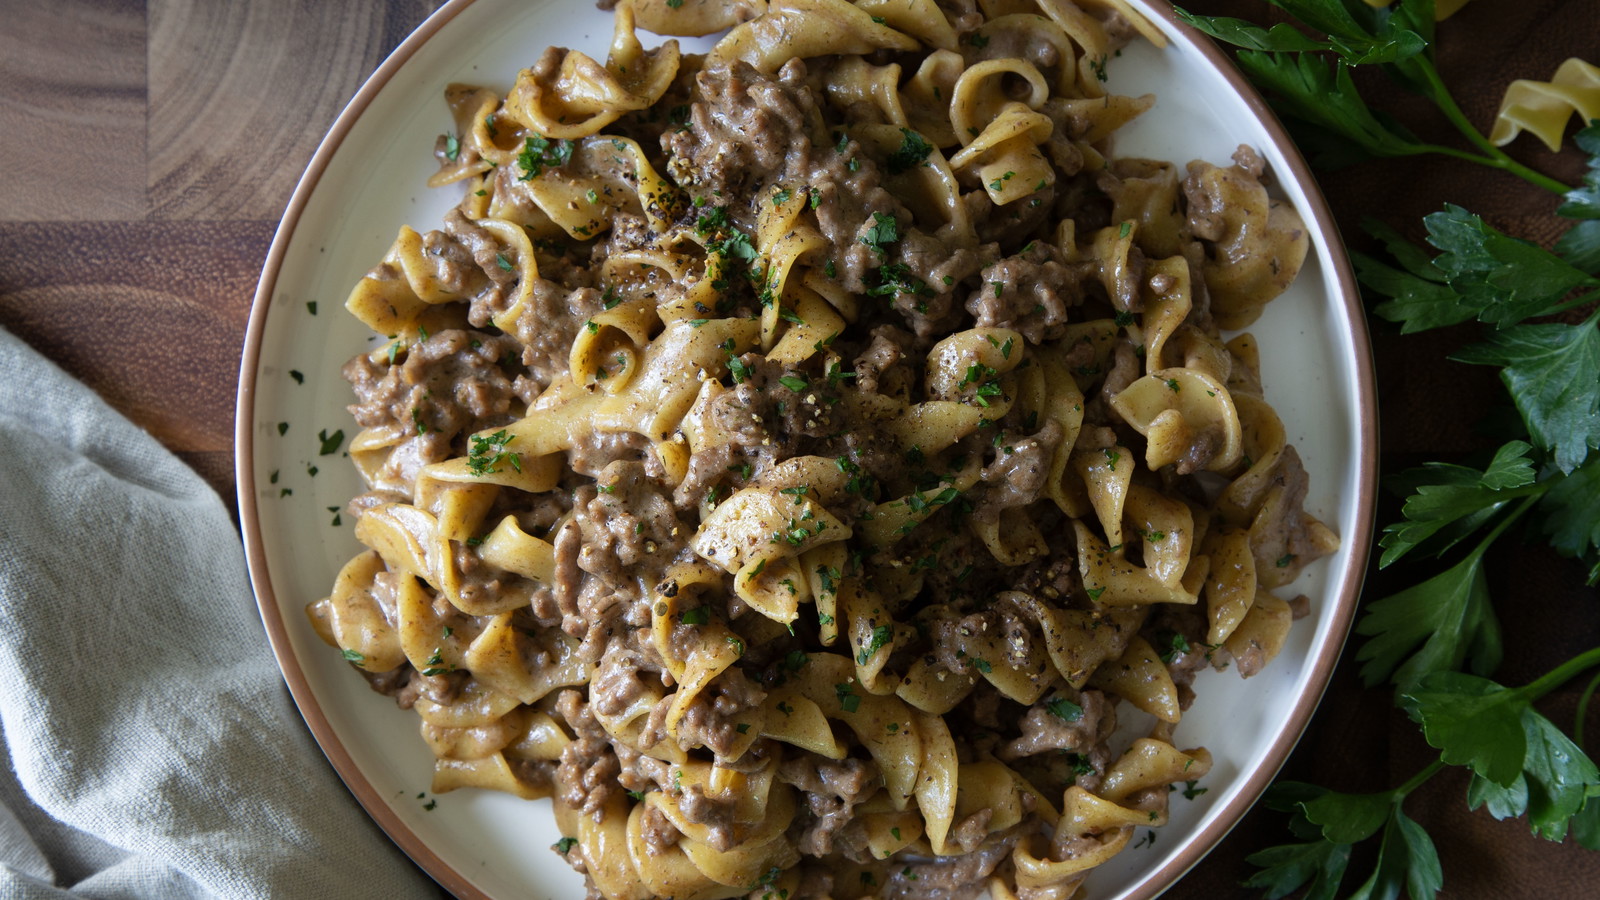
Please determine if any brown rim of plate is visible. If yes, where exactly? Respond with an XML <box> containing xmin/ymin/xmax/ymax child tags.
<box><xmin>234</xmin><ymin>2</ymin><xmax>1379</xmax><ymax>898</ymax></box>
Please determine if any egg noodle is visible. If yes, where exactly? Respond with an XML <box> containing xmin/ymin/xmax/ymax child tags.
<box><xmin>307</xmin><ymin>1</ymin><xmax>1338</xmax><ymax>897</ymax></box>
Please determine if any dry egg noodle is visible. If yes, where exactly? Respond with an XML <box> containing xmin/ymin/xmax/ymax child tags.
<box><xmin>307</xmin><ymin>0</ymin><xmax>1339</xmax><ymax>897</ymax></box>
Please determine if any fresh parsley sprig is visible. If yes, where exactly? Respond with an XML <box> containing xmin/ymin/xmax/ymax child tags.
<box><xmin>1175</xmin><ymin>0</ymin><xmax>1570</xmax><ymax>192</ymax></box>
<box><xmin>1248</xmin><ymin>650</ymin><xmax>1600</xmax><ymax>900</ymax></box>
<box><xmin>1177</xmin><ymin>3</ymin><xmax>1600</xmax><ymax>895</ymax></box>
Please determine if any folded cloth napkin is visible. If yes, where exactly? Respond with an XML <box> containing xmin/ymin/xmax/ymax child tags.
<box><xmin>0</xmin><ymin>327</ymin><xmax>440</xmax><ymax>899</ymax></box>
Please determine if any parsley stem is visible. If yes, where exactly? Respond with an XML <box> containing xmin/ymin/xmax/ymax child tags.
<box><xmin>1394</xmin><ymin>758</ymin><xmax>1447</xmax><ymax>799</ymax></box>
<box><xmin>1521</xmin><ymin>645</ymin><xmax>1600</xmax><ymax>704</ymax></box>
<box><xmin>1541</xmin><ymin>288</ymin><xmax>1600</xmax><ymax>319</ymax></box>
<box><xmin>1414</xmin><ymin>58</ymin><xmax>1570</xmax><ymax>195</ymax></box>
<box><xmin>1470</xmin><ymin>493</ymin><xmax>1540</xmax><ymax>559</ymax></box>
<box><xmin>1574</xmin><ymin>668</ymin><xmax>1600</xmax><ymax>753</ymax></box>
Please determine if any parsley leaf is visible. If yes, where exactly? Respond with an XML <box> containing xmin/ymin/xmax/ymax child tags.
<box><xmin>1243</xmin><ymin>783</ymin><xmax>1354</xmax><ymax>900</ymax></box>
<box><xmin>1354</xmin><ymin>547</ymin><xmax>1501</xmax><ymax>690</ymax></box>
<box><xmin>1539</xmin><ymin>454</ymin><xmax>1600</xmax><ymax>564</ymax></box>
<box><xmin>1401</xmin><ymin>671</ymin><xmax>1529</xmax><ymax>786</ymax></box>
<box><xmin>1404</xmin><ymin>670</ymin><xmax>1600</xmax><ymax>840</ymax></box>
<box><xmin>1378</xmin><ymin>440</ymin><xmax>1539</xmax><ymax>567</ymax></box>
<box><xmin>1557</xmin><ymin>122</ymin><xmax>1600</xmax><ymax>222</ymax></box>
<box><xmin>1451</xmin><ymin>317</ymin><xmax>1600</xmax><ymax>474</ymax></box>
<box><xmin>1424</xmin><ymin>205</ymin><xmax>1598</xmax><ymax>327</ymax></box>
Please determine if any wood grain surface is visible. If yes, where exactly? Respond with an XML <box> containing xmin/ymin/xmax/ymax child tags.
<box><xmin>2</xmin><ymin>1</ymin><xmax>1597</xmax><ymax>897</ymax></box>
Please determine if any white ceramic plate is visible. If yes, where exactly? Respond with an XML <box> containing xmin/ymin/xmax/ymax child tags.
<box><xmin>238</xmin><ymin>2</ymin><xmax>1376</xmax><ymax>898</ymax></box>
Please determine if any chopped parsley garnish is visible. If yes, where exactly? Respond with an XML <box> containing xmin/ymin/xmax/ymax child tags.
<box><xmin>834</xmin><ymin>682</ymin><xmax>861</xmax><ymax>713</ymax></box>
<box><xmin>466</xmin><ymin>429</ymin><xmax>521</xmax><ymax>476</ymax></box>
<box><xmin>1045</xmin><ymin>696</ymin><xmax>1084</xmax><ymax>721</ymax></box>
<box><xmin>555</xmin><ymin>836</ymin><xmax>578</xmax><ymax>854</ymax></box>
<box><xmin>817</xmin><ymin>565</ymin><xmax>841</xmax><ymax>594</ymax></box>
<box><xmin>1159</xmin><ymin>632</ymin><xmax>1192</xmax><ymax>663</ymax></box>
<box><xmin>516</xmin><ymin>133</ymin><xmax>574</xmax><ymax>180</ymax></box>
<box><xmin>858</xmin><ymin>624</ymin><xmax>893</xmax><ymax>664</ymax></box>
<box><xmin>1064</xmin><ymin>752</ymin><xmax>1095</xmax><ymax>776</ymax></box>
<box><xmin>341</xmin><ymin>649</ymin><xmax>366</xmax><ymax>665</ymax></box>
<box><xmin>443</xmin><ymin>132</ymin><xmax>460</xmax><ymax>162</ymax></box>
<box><xmin>495</xmin><ymin>252</ymin><xmax>514</xmax><ymax>272</ymax></box>
<box><xmin>861</xmin><ymin>212</ymin><xmax>900</xmax><ymax>254</ymax></box>
<box><xmin>779</xmin><ymin>374</ymin><xmax>809</xmax><ymax>391</ymax></box>
<box><xmin>317</xmin><ymin>428</ymin><xmax>344</xmax><ymax>455</ymax></box>
<box><xmin>886</xmin><ymin>128</ymin><xmax>933</xmax><ymax>175</ymax></box>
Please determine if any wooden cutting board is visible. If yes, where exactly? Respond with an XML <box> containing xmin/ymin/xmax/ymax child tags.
<box><xmin>1</xmin><ymin>1</ymin><xmax>1596</xmax><ymax>898</ymax></box>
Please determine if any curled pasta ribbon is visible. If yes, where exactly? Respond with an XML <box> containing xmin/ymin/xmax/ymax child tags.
<box><xmin>308</xmin><ymin>551</ymin><xmax>406</xmax><ymax>673</ymax></box>
<box><xmin>709</xmin><ymin>0</ymin><xmax>920</xmax><ymax>73</ymax></box>
<box><xmin>1007</xmin><ymin>739</ymin><xmax>1209</xmax><ymax>896</ymax></box>
<box><xmin>569</xmin><ymin>295</ymin><xmax>660</xmax><ymax>392</ymax></box>
<box><xmin>1489</xmin><ymin>58</ymin><xmax>1600</xmax><ymax>152</ymax></box>
<box><xmin>1184</xmin><ymin>155</ymin><xmax>1309</xmax><ymax>330</ymax></box>
<box><xmin>854</xmin><ymin>122</ymin><xmax>976</xmax><ymax>246</ymax></box>
<box><xmin>950</xmin><ymin>103</ymin><xmax>1057</xmax><ymax>206</ymax></box>
<box><xmin>950</xmin><ymin>60</ymin><xmax>1051</xmax><ymax>146</ymax></box>
<box><xmin>772</xmin><ymin>653</ymin><xmax>930</xmax><ymax>810</ymax></box>
<box><xmin>692</xmin><ymin>456</ymin><xmax>854</xmax><ymax>623</ymax></box>
<box><xmin>1110</xmin><ymin>368</ymin><xmax>1244</xmax><ymax>474</ymax></box>
<box><xmin>430</xmin><ymin>86</ymin><xmax>500</xmax><ymax>185</ymax></box>
<box><xmin>902</xmin><ymin>50</ymin><xmax>965</xmax><ymax>148</ymax></box>
<box><xmin>1075</xmin><ymin>521</ymin><xmax>1202</xmax><ymax>613</ymax></box>
<box><xmin>823</xmin><ymin>57</ymin><xmax>910</xmax><ymax>127</ymax></box>
<box><xmin>514</xmin><ymin>135</ymin><xmax>680</xmax><ymax>241</ymax></box>
<box><xmin>344</xmin><ymin>225</ymin><xmax>473</xmax><ymax>335</ymax></box>
<box><xmin>422</xmin><ymin>692</ymin><xmax>568</xmax><ymax>799</ymax></box>
<box><xmin>858</xmin><ymin>0</ymin><xmax>959</xmax><ymax>50</ymax></box>
<box><xmin>754</xmin><ymin>184</ymin><xmax>830</xmax><ymax>349</ymax></box>
<box><xmin>575</xmin><ymin>785</ymin><xmax>801</xmax><ymax>900</ymax></box>
<box><xmin>1008</xmin><ymin>594</ymin><xmax>1147</xmax><ymax>689</ymax></box>
<box><xmin>1105</xmin><ymin>159</ymin><xmax>1184</xmax><ymax>257</ymax></box>
<box><xmin>1141</xmin><ymin>256</ymin><xmax>1193</xmax><ymax>374</ymax></box>
<box><xmin>649</xmin><ymin>561</ymin><xmax>764</xmax><ymax>757</ymax></box>
<box><xmin>320</xmin><ymin>538</ymin><xmax>591</xmax><ymax>708</ymax></box>
<box><xmin>630</xmin><ymin>0</ymin><xmax>767</xmax><ymax>38</ymax></box>
<box><xmin>504</xmin><ymin>1</ymin><xmax>681</xmax><ymax>139</ymax></box>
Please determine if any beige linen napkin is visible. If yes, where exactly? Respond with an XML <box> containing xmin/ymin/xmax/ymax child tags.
<box><xmin>0</xmin><ymin>327</ymin><xmax>439</xmax><ymax>899</ymax></box>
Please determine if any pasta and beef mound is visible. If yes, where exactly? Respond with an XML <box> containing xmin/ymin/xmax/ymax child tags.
<box><xmin>308</xmin><ymin>1</ymin><xmax>1338</xmax><ymax>898</ymax></box>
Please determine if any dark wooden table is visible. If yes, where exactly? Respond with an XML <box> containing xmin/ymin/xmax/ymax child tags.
<box><xmin>3</xmin><ymin>1</ymin><xmax>1597</xmax><ymax>897</ymax></box>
